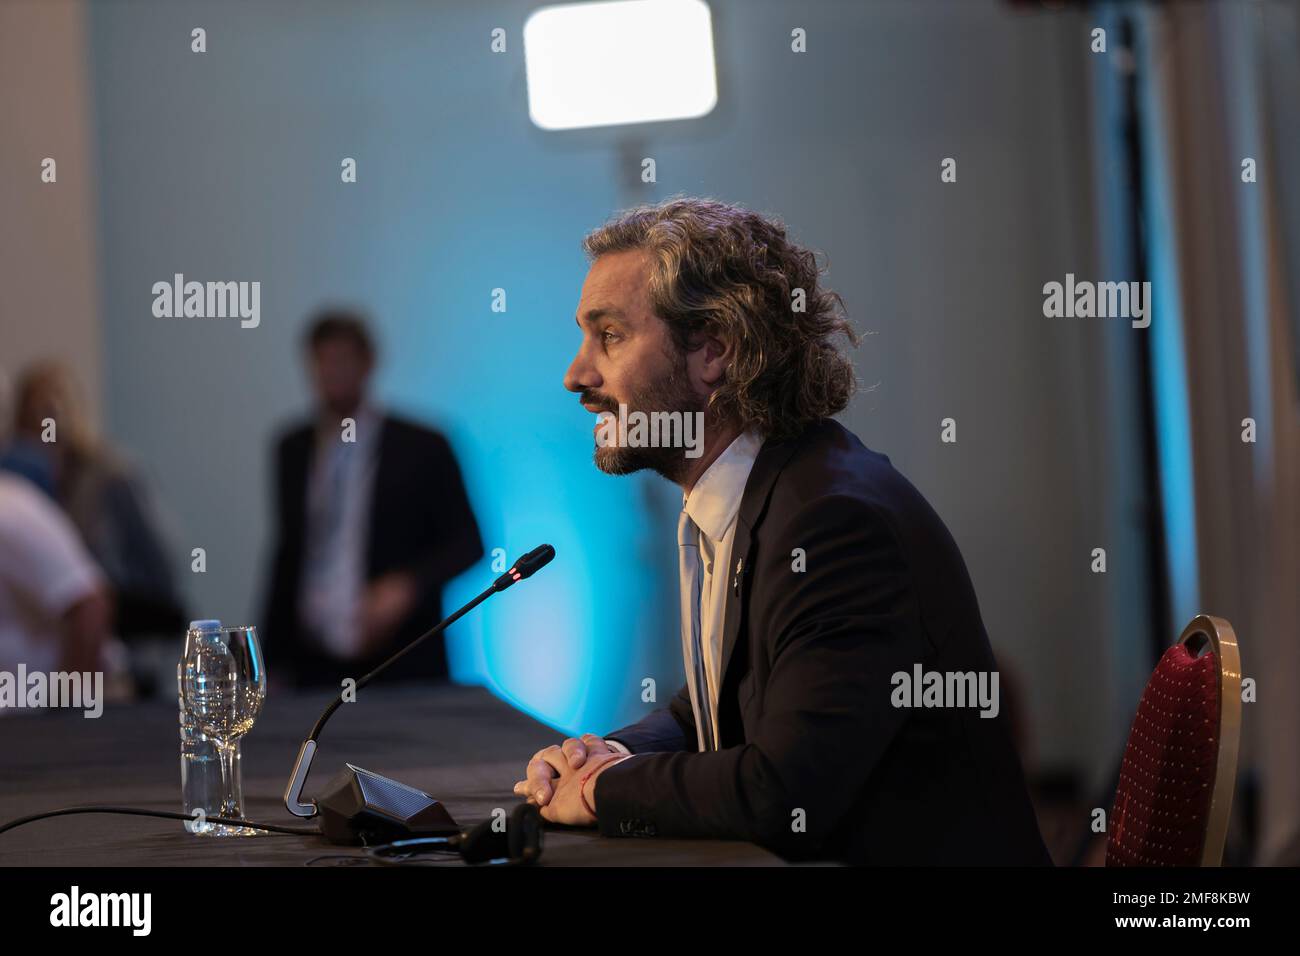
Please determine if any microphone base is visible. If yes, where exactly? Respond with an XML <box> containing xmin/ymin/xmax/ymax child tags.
<box><xmin>316</xmin><ymin>764</ymin><xmax>459</xmax><ymax>846</ymax></box>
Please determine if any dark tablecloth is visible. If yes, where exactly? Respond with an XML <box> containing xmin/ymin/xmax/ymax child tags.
<box><xmin>0</xmin><ymin>683</ymin><xmax>783</xmax><ymax>867</ymax></box>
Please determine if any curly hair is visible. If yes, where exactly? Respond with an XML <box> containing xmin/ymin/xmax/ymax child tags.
<box><xmin>582</xmin><ymin>196</ymin><xmax>858</xmax><ymax>440</ymax></box>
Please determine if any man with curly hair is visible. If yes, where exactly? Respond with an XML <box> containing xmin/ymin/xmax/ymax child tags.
<box><xmin>513</xmin><ymin>197</ymin><xmax>1050</xmax><ymax>865</ymax></box>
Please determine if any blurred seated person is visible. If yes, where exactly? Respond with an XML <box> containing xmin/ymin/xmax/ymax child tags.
<box><xmin>0</xmin><ymin>361</ymin><xmax>187</xmax><ymax>640</ymax></box>
<box><xmin>263</xmin><ymin>309</ymin><xmax>483</xmax><ymax>686</ymax></box>
<box><xmin>0</xmin><ymin>471</ymin><xmax>128</xmax><ymax>687</ymax></box>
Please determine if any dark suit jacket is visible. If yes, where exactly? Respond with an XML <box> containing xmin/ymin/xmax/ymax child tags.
<box><xmin>262</xmin><ymin>414</ymin><xmax>483</xmax><ymax>686</ymax></box>
<box><xmin>596</xmin><ymin>419</ymin><xmax>1051</xmax><ymax>865</ymax></box>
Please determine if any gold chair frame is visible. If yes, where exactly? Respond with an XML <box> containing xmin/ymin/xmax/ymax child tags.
<box><xmin>1177</xmin><ymin>614</ymin><xmax>1242</xmax><ymax>867</ymax></box>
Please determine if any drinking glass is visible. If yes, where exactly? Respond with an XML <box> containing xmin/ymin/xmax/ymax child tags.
<box><xmin>181</xmin><ymin>625</ymin><xmax>266</xmax><ymax>836</ymax></box>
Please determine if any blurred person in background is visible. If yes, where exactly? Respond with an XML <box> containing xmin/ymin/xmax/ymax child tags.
<box><xmin>0</xmin><ymin>471</ymin><xmax>116</xmax><ymax>680</ymax></box>
<box><xmin>262</xmin><ymin>309</ymin><xmax>483</xmax><ymax>686</ymax></box>
<box><xmin>0</xmin><ymin>361</ymin><xmax>188</xmax><ymax>642</ymax></box>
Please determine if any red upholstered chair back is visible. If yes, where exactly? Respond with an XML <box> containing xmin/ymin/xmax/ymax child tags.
<box><xmin>1106</xmin><ymin>615</ymin><xmax>1241</xmax><ymax>867</ymax></box>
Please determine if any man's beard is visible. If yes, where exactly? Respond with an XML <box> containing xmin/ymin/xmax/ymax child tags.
<box><xmin>588</xmin><ymin>354</ymin><xmax>706</xmax><ymax>484</ymax></box>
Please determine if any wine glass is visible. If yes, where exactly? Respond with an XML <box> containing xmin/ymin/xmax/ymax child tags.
<box><xmin>182</xmin><ymin>625</ymin><xmax>266</xmax><ymax>836</ymax></box>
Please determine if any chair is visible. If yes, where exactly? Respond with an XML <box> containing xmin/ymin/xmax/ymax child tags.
<box><xmin>1106</xmin><ymin>614</ymin><xmax>1242</xmax><ymax>866</ymax></box>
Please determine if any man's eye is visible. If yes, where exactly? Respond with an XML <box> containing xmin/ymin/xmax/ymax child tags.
<box><xmin>602</xmin><ymin>329</ymin><xmax>621</xmax><ymax>345</ymax></box>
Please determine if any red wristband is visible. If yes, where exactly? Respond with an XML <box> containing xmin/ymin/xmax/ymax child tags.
<box><xmin>580</xmin><ymin>757</ymin><xmax>623</xmax><ymax>819</ymax></box>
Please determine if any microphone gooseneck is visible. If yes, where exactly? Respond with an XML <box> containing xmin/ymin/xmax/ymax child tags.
<box><xmin>283</xmin><ymin>544</ymin><xmax>555</xmax><ymax>819</ymax></box>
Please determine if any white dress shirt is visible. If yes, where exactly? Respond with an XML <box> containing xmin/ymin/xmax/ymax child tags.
<box><xmin>0</xmin><ymin>473</ymin><xmax>105</xmax><ymax>675</ymax></box>
<box><xmin>607</xmin><ymin>429</ymin><xmax>764</xmax><ymax>754</ymax></box>
<box><xmin>298</xmin><ymin>404</ymin><xmax>381</xmax><ymax>658</ymax></box>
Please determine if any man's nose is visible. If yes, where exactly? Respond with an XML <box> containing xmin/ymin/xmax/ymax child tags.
<box><xmin>563</xmin><ymin>347</ymin><xmax>600</xmax><ymax>394</ymax></box>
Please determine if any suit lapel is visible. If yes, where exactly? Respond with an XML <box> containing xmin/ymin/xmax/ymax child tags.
<box><xmin>364</xmin><ymin>415</ymin><xmax>393</xmax><ymax>576</ymax></box>
<box><xmin>716</xmin><ymin>430</ymin><xmax>806</xmax><ymax>711</ymax></box>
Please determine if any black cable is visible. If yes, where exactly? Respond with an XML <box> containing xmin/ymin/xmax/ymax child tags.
<box><xmin>0</xmin><ymin>806</ymin><xmax>320</xmax><ymax>837</ymax></box>
<box><xmin>365</xmin><ymin>835</ymin><xmax>460</xmax><ymax>864</ymax></box>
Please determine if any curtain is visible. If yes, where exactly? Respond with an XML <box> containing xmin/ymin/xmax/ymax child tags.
<box><xmin>1138</xmin><ymin>0</ymin><xmax>1300</xmax><ymax>865</ymax></box>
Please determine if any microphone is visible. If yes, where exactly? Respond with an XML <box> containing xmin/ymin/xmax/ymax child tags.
<box><xmin>493</xmin><ymin>543</ymin><xmax>555</xmax><ymax>591</ymax></box>
<box><xmin>282</xmin><ymin>544</ymin><xmax>556</xmax><ymax>845</ymax></box>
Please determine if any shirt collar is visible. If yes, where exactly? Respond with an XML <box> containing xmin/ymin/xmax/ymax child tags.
<box><xmin>683</xmin><ymin>429</ymin><xmax>764</xmax><ymax>542</ymax></box>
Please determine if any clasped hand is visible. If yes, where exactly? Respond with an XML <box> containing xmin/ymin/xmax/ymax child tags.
<box><xmin>511</xmin><ymin>733</ymin><xmax>629</xmax><ymax>826</ymax></box>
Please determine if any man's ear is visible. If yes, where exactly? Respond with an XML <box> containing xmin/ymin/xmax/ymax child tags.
<box><xmin>694</xmin><ymin>333</ymin><xmax>733</xmax><ymax>388</ymax></box>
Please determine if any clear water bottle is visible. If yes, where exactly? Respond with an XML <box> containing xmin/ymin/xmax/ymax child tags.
<box><xmin>178</xmin><ymin>619</ymin><xmax>223</xmax><ymax>834</ymax></box>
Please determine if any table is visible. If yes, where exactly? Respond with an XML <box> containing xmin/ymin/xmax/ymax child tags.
<box><xmin>0</xmin><ymin>683</ymin><xmax>784</xmax><ymax>867</ymax></box>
